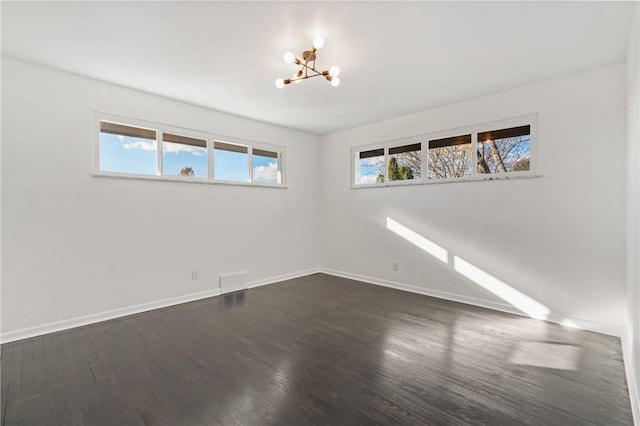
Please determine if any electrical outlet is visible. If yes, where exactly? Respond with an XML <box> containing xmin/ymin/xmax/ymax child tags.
<box><xmin>192</xmin><ymin>270</ymin><xmax>199</xmax><ymax>280</ymax></box>
<box><xmin>392</xmin><ymin>262</ymin><xmax>400</xmax><ymax>272</ymax></box>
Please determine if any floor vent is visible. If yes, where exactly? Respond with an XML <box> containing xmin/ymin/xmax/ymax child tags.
<box><xmin>220</xmin><ymin>272</ymin><xmax>248</xmax><ymax>294</ymax></box>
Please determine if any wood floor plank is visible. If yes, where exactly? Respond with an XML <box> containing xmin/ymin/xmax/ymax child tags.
<box><xmin>0</xmin><ymin>273</ymin><xmax>634</xmax><ymax>425</ymax></box>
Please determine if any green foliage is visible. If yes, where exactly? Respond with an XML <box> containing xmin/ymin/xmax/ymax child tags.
<box><xmin>374</xmin><ymin>157</ymin><xmax>415</xmax><ymax>182</ymax></box>
<box><xmin>388</xmin><ymin>157</ymin><xmax>413</xmax><ymax>181</ymax></box>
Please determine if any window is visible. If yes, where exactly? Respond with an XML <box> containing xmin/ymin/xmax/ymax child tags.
<box><xmin>95</xmin><ymin>114</ymin><xmax>285</xmax><ymax>187</ymax></box>
<box><xmin>162</xmin><ymin>133</ymin><xmax>207</xmax><ymax>178</ymax></box>
<box><xmin>351</xmin><ymin>114</ymin><xmax>536</xmax><ymax>187</ymax></box>
<box><xmin>389</xmin><ymin>143</ymin><xmax>421</xmax><ymax>181</ymax></box>
<box><xmin>252</xmin><ymin>149</ymin><xmax>281</xmax><ymax>184</ymax></box>
<box><xmin>357</xmin><ymin>148</ymin><xmax>385</xmax><ymax>184</ymax></box>
<box><xmin>214</xmin><ymin>142</ymin><xmax>249</xmax><ymax>182</ymax></box>
<box><xmin>477</xmin><ymin>125</ymin><xmax>531</xmax><ymax>174</ymax></box>
<box><xmin>428</xmin><ymin>135</ymin><xmax>472</xmax><ymax>180</ymax></box>
<box><xmin>99</xmin><ymin>121</ymin><xmax>157</xmax><ymax>175</ymax></box>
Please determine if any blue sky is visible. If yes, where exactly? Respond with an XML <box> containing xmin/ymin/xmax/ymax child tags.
<box><xmin>100</xmin><ymin>133</ymin><xmax>157</xmax><ymax>175</ymax></box>
<box><xmin>213</xmin><ymin>148</ymin><xmax>248</xmax><ymax>181</ymax></box>
<box><xmin>100</xmin><ymin>133</ymin><xmax>279</xmax><ymax>183</ymax></box>
<box><xmin>358</xmin><ymin>155</ymin><xmax>385</xmax><ymax>184</ymax></box>
<box><xmin>163</xmin><ymin>142</ymin><xmax>207</xmax><ymax>177</ymax></box>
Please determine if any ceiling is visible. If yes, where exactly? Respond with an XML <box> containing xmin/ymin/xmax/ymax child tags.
<box><xmin>1</xmin><ymin>2</ymin><xmax>635</xmax><ymax>135</ymax></box>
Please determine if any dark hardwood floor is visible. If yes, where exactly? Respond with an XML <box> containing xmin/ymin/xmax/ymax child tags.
<box><xmin>1</xmin><ymin>273</ymin><xmax>633</xmax><ymax>425</ymax></box>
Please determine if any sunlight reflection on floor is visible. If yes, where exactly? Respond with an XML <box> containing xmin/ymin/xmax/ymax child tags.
<box><xmin>509</xmin><ymin>341</ymin><xmax>582</xmax><ymax>371</ymax></box>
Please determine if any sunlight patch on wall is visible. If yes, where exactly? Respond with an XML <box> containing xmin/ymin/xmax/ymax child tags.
<box><xmin>385</xmin><ymin>217</ymin><xmax>552</xmax><ymax>322</ymax></box>
<box><xmin>453</xmin><ymin>256</ymin><xmax>550</xmax><ymax>320</ymax></box>
<box><xmin>386</xmin><ymin>217</ymin><xmax>448</xmax><ymax>263</ymax></box>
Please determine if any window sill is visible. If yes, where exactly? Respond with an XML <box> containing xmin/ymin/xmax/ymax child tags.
<box><xmin>351</xmin><ymin>173</ymin><xmax>543</xmax><ymax>189</ymax></box>
<box><xmin>92</xmin><ymin>172</ymin><xmax>287</xmax><ymax>189</ymax></box>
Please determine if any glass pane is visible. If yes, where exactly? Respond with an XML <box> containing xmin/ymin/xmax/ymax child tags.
<box><xmin>477</xmin><ymin>134</ymin><xmax>531</xmax><ymax>174</ymax></box>
<box><xmin>214</xmin><ymin>142</ymin><xmax>249</xmax><ymax>182</ymax></box>
<box><xmin>389</xmin><ymin>143</ymin><xmax>420</xmax><ymax>181</ymax></box>
<box><xmin>428</xmin><ymin>136</ymin><xmax>472</xmax><ymax>179</ymax></box>
<box><xmin>357</xmin><ymin>149</ymin><xmax>385</xmax><ymax>184</ymax></box>
<box><xmin>162</xmin><ymin>141</ymin><xmax>207</xmax><ymax>178</ymax></box>
<box><xmin>100</xmin><ymin>130</ymin><xmax>157</xmax><ymax>175</ymax></box>
<box><xmin>252</xmin><ymin>150</ymin><xmax>280</xmax><ymax>184</ymax></box>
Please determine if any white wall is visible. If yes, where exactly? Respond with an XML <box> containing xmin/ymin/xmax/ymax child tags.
<box><xmin>0</xmin><ymin>55</ymin><xmax>630</xmax><ymax>343</ymax></box>
<box><xmin>1</xmin><ymin>58</ymin><xmax>320</xmax><ymax>336</ymax></box>
<box><xmin>320</xmin><ymin>62</ymin><xmax>627</xmax><ymax>335</ymax></box>
<box><xmin>626</xmin><ymin>4</ymin><xmax>640</xmax><ymax>423</ymax></box>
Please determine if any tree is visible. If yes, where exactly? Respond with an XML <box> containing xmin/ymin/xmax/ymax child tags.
<box><xmin>400</xmin><ymin>135</ymin><xmax>530</xmax><ymax>178</ymax></box>
<box><xmin>180</xmin><ymin>167</ymin><xmax>195</xmax><ymax>176</ymax></box>
<box><xmin>377</xmin><ymin>157</ymin><xmax>414</xmax><ymax>182</ymax></box>
<box><xmin>513</xmin><ymin>157</ymin><xmax>530</xmax><ymax>171</ymax></box>
<box><xmin>477</xmin><ymin>136</ymin><xmax>530</xmax><ymax>174</ymax></box>
<box><xmin>427</xmin><ymin>145</ymin><xmax>473</xmax><ymax>179</ymax></box>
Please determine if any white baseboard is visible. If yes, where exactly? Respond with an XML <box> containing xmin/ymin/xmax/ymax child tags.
<box><xmin>322</xmin><ymin>267</ymin><xmax>516</xmax><ymax>313</ymax></box>
<box><xmin>0</xmin><ymin>288</ymin><xmax>221</xmax><ymax>344</ymax></box>
<box><xmin>623</xmin><ymin>333</ymin><xmax>640</xmax><ymax>426</ymax></box>
<box><xmin>0</xmin><ymin>267</ymin><xmax>624</xmax><ymax>342</ymax></box>
<box><xmin>0</xmin><ymin>268</ymin><xmax>321</xmax><ymax>344</ymax></box>
<box><xmin>320</xmin><ymin>268</ymin><xmax>624</xmax><ymax>338</ymax></box>
<box><xmin>248</xmin><ymin>268</ymin><xmax>321</xmax><ymax>289</ymax></box>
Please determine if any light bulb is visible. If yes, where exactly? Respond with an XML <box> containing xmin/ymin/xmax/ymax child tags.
<box><xmin>330</xmin><ymin>76</ymin><xmax>340</xmax><ymax>87</ymax></box>
<box><xmin>283</xmin><ymin>51</ymin><xmax>295</xmax><ymax>64</ymax></box>
<box><xmin>275</xmin><ymin>78</ymin><xmax>285</xmax><ymax>89</ymax></box>
<box><xmin>313</xmin><ymin>36</ymin><xmax>325</xmax><ymax>49</ymax></box>
<box><xmin>292</xmin><ymin>72</ymin><xmax>302</xmax><ymax>84</ymax></box>
<box><xmin>329</xmin><ymin>65</ymin><xmax>341</xmax><ymax>77</ymax></box>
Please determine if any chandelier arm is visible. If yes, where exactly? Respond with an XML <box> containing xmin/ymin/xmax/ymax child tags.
<box><xmin>281</xmin><ymin>69</ymin><xmax>325</xmax><ymax>83</ymax></box>
<box><xmin>299</xmin><ymin>73</ymin><xmax>326</xmax><ymax>80</ymax></box>
<box><xmin>298</xmin><ymin>62</ymin><xmax>324</xmax><ymax>76</ymax></box>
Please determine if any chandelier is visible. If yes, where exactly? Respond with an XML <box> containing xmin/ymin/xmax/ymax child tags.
<box><xmin>275</xmin><ymin>36</ymin><xmax>341</xmax><ymax>88</ymax></box>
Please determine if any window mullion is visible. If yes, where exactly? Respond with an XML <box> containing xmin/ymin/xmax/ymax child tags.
<box><xmin>383</xmin><ymin>147</ymin><xmax>389</xmax><ymax>184</ymax></box>
<box><xmin>248</xmin><ymin>146</ymin><xmax>253</xmax><ymax>183</ymax></box>
<box><xmin>421</xmin><ymin>141</ymin><xmax>427</xmax><ymax>182</ymax></box>
<box><xmin>471</xmin><ymin>133</ymin><xmax>478</xmax><ymax>178</ymax></box>
<box><xmin>208</xmin><ymin>140</ymin><xmax>214</xmax><ymax>181</ymax></box>
<box><xmin>157</xmin><ymin>130</ymin><xmax>163</xmax><ymax>176</ymax></box>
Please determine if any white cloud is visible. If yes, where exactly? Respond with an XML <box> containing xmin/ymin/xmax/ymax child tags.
<box><xmin>123</xmin><ymin>140</ymin><xmax>156</xmax><ymax>151</ymax></box>
<box><xmin>120</xmin><ymin>138</ymin><xmax>205</xmax><ymax>156</ymax></box>
<box><xmin>253</xmin><ymin>162</ymin><xmax>279</xmax><ymax>183</ymax></box>
<box><xmin>163</xmin><ymin>143</ymin><xmax>205</xmax><ymax>156</ymax></box>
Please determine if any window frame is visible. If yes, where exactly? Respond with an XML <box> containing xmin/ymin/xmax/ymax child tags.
<box><xmin>351</xmin><ymin>113</ymin><xmax>538</xmax><ymax>188</ymax></box>
<box><xmin>93</xmin><ymin>112</ymin><xmax>286</xmax><ymax>188</ymax></box>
